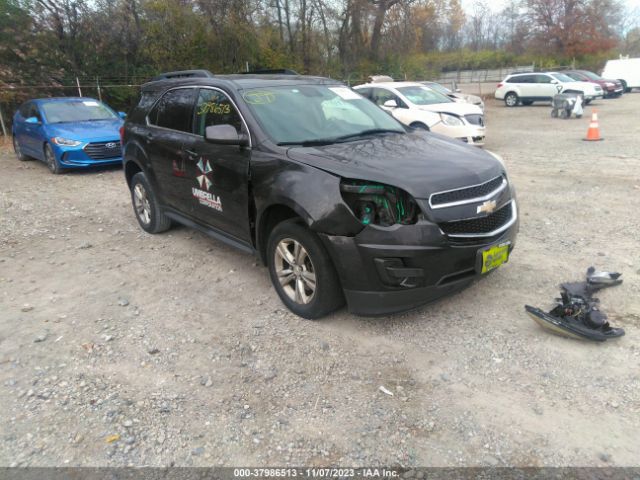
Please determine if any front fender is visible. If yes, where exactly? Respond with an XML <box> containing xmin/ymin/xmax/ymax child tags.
<box><xmin>252</xmin><ymin>152</ymin><xmax>364</xmax><ymax>249</ymax></box>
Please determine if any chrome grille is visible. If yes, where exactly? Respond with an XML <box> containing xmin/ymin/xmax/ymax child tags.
<box><xmin>83</xmin><ymin>141</ymin><xmax>122</xmax><ymax>160</ymax></box>
<box><xmin>440</xmin><ymin>201</ymin><xmax>515</xmax><ymax>237</ymax></box>
<box><xmin>430</xmin><ymin>175</ymin><xmax>505</xmax><ymax>208</ymax></box>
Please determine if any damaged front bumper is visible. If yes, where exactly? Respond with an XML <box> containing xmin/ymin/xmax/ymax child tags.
<box><xmin>319</xmin><ymin>210</ymin><xmax>519</xmax><ymax>316</ymax></box>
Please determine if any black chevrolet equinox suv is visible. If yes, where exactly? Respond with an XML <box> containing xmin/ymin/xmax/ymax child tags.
<box><xmin>122</xmin><ymin>70</ymin><xmax>518</xmax><ymax>318</ymax></box>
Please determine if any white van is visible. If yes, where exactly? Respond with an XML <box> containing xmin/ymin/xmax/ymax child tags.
<box><xmin>602</xmin><ymin>58</ymin><xmax>640</xmax><ymax>92</ymax></box>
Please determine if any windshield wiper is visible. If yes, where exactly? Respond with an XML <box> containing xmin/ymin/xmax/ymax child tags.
<box><xmin>334</xmin><ymin>128</ymin><xmax>404</xmax><ymax>141</ymax></box>
<box><xmin>277</xmin><ymin>129</ymin><xmax>404</xmax><ymax>147</ymax></box>
<box><xmin>277</xmin><ymin>138</ymin><xmax>342</xmax><ymax>147</ymax></box>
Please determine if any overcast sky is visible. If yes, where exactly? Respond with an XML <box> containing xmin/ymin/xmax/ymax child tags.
<box><xmin>460</xmin><ymin>0</ymin><xmax>640</xmax><ymax>12</ymax></box>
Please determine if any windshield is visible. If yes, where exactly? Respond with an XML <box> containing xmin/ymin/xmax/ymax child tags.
<box><xmin>41</xmin><ymin>100</ymin><xmax>117</xmax><ymax>123</ymax></box>
<box><xmin>580</xmin><ymin>71</ymin><xmax>602</xmax><ymax>81</ymax></box>
<box><xmin>551</xmin><ymin>73</ymin><xmax>576</xmax><ymax>83</ymax></box>
<box><xmin>423</xmin><ymin>82</ymin><xmax>452</xmax><ymax>95</ymax></box>
<box><xmin>397</xmin><ymin>86</ymin><xmax>452</xmax><ymax>105</ymax></box>
<box><xmin>242</xmin><ymin>85</ymin><xmax>405</xmax><ymax>145</ymax></box>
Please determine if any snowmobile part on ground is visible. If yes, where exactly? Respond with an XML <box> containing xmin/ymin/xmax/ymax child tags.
<box><xmin>525</xmin><ymin>267</ymin><xmax>625</xmax><ymax>342</ymax></box>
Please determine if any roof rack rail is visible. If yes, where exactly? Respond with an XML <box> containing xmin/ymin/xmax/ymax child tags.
<box><xmin>151</xmin><ymin>70</ymin><xmax>214</xmax><ymax>81</ymax></box>
<box><xmin>242</xmin><ymin>68</ymin><xmax>299</xmax><ymax>75</ymax></box>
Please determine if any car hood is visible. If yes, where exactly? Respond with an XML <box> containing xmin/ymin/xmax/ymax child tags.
<box><xmin>416</xmin><ymin>102</ymin><xmax>483</xmax><ymax>116</ymax></box>
<box><xmin>285</xmin><ymin>132</ymin><xmax>503</xmax><ymax>200</ymax></box>
<box><xmin>44</xmin><ymin>119</ymin><xmax>123</xmax><ymax>142</ymax></box>
<box><xmin>452</xmin><ymin>93</ymin><xmax>483</xmax><ymax>105</ymax></box>
<box><xmin>562</xmin><ymin>81</ymin><xmax>598</xmax><ymax>91</ymax></box>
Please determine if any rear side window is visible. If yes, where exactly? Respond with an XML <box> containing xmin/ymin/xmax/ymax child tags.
<box><xmin>193</xmin><ymin>88</ymin><xmax>243</xmax><ymax>136</ymax></box>
<box><xmin>148</xmin><ymin>88</ymin><xmax>196</xmax><ymax>133</ymax></box>
<box><xmin>535</xmin><ymin>74</ymin><xmax>552</xmax><ymax>84</ymax></box>
<box><xmin>508</xmin><ymin>75</ymin><xmax>534</xmax><ymax>83</ymax></box>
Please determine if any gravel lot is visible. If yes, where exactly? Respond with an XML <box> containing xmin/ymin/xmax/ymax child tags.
<box><xmin>1</xmin><ymin>93</ymin><xmax>639</xmax><ymax>468</ymax></box>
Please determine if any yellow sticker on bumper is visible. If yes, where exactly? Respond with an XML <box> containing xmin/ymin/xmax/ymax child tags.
<box><xmin>481</xmin><ymin>243</ymin><xmax>510</xmax><ymax>273</ymax></box>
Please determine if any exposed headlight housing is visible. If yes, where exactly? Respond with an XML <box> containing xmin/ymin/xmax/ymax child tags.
<box><xmin>439</xmin><ymin>113</ymin><xmax>464</xmax><ymax>127</ymax></box>
<box><xmin>340</xmin><ymin>179</ymin><xmax>420</xmax><ymax>227</ymax></box>
<box><xmin>52</xmin><ymin>137</ymin><xmax>82</xmax><ymax>147</ymax></box>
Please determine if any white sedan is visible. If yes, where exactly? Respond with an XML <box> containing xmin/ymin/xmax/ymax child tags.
<box><xmin>354</xmin><ymin>81</ymin><xmax>486</xmax><ymax>146</ymax></box>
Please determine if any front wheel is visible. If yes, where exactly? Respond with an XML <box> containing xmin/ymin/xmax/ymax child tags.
<box><xmin>620</xmin><ymin>80</ymin><xmax>630</xmax><ymax>93</ymax></box>
<box><xmin>13</xmin><ymin>135</ymin><xmax>30</xmax><ymax>161</ymax></box>
<box><xmin>44</xmin><ymin>144</ymin><xmax>61</xmax><ymax>174</ymax></box>
<box><xmin>267</xmin><ymin>219</ymin><xmax>344</xmax><ymax>319</ymax></box>
<box><xmin>410</xmin><ymin>122</ymin><xmax>430</xmax><ymax>131</ymax></box>
<box><xmin>504</xmin><ymin>92</ymin><xmax>518</xmax><ymax>107</ymax></box>
<box><xmin>129</xmin><ymin>172</ymin><xmax>172</xmax><ymax>233</ymax></box>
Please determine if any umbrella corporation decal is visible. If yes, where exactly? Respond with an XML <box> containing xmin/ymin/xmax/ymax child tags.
<box><xmin>192</xmin><ymin>158</ymin><xmax>223</xmax><ymax>212</ymax></box>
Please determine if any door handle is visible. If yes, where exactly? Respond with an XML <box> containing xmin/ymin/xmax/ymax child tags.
<box><xmin>144</xmin><ymin>132</ymin><xmax>154</xmax><ymax>141</ymax></box>
<box><xmin>184</xmin><ymin>149</ymin><xmax>199</xmax><ymax>159</ymax></box>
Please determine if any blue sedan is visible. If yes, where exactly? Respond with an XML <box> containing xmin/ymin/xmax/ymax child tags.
<box><xmin>12</xmin><ymin>97</ymin><xmax>126</xmax><ymax>174</ymax></box>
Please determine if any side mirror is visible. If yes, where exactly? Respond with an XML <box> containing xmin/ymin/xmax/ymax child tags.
<box><xmin>25</xmin><ymin>116</ymin><xmax>40</xmax><ymax>125</ymax></box>
<box><xmin>383</xmin><ymin>99</ymin><xmax>398</xmax><ymax>108</ymax></box>
<box><xmin>550</xmin><ymin>79</ymin><xmax>558</xmax><ymax>84</ymax></box>
<box><xmin>205</xmin><ymin>124</ymin><xmax>248</xmax><ymax>146</ymax></box>
<box><xmin>118</xmin><ymin>111</ymin><xmax>127</xmax><ymax>119</ymax></box>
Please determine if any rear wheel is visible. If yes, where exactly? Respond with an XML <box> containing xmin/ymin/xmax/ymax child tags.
<box><xmin>44</xmin><ymin>144</ymin><xmax>61</xmax><ymax>174</ymax></box>
<box><xmin>504</xmin><ymin>92</ymin><xmax>518</xmax><ymax>107</ymax></box>
<box><xmin>129</xmin><ymin>172</ymin><xmax>172</xmax><ymax>234</ymax></box>
<box><xmin>267</xmin><ymin>219</ymin><xmax>344</xmax><ymax>319</ymax></box>
<box><xmin>12</xmin><ymin>135</ymin><xmax>29</xmax><ymax>161</ymax></box>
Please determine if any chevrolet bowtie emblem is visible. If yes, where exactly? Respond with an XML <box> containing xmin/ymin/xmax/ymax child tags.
<box><xmin>477</xmin><ymin>200</ymin><xmax>497</xmax><ymax>214</ymax></box>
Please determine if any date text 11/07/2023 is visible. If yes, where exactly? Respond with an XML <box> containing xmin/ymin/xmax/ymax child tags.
<box><xmin>233</xmin><ymin>468</ymin><xmax>401</xmax><ymax>478</ymax></box>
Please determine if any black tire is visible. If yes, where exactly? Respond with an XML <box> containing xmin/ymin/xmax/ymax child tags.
<box><xmin>12</xmin><ymin>135</ymin><xmax>29</xmax><ymax>161</ymax></box>
<box><xmin>44</xmin><ymin>143</ymin><xmax>62</xmax><ymax>174</ymax></box>
<box><xmin>267</xmin><ymin>219</ymin><xmax>344</xmax><ymax>319</ymax></box>
<box><xmin>521</xmin><ymin>100</ymin><xmax>534</xmax><ymax>106</ymax></box>
<box><xmin>504</xmin><ymin>92</ymin><xmax>518</xmax><ymax>107</ymax></box>
<box><xmin>410</xmin><ymin>122</ymin><xmax>430</xmax><ymax>131</ymax></box>
<box><xmin>620</xmin><ymin>80</ymin><xmax>630</xmax><ymax>93</ymax></box>
<box><xmin>129</xmin><ymin>172</ymin><xmax>172</xmax><ymax>234</ymax></box>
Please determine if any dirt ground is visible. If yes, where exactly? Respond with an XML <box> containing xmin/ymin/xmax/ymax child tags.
<box><xmin>1</xmin><ymin>93</ymin><xmax>639</xmax><ymax>468</ymax></box>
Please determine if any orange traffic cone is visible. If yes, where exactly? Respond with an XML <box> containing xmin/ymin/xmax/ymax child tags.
<box><xmin>583</xmin><ymin>109</ymin><xmax>603</xmax><ymax>141</ymax></box>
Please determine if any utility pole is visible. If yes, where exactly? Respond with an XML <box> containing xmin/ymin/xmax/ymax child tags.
<box><xmin>0</xmin><ymin>104</ymin><xmax>7</xmax><ymax>140</ymax></box>
<box><xmin>96</xmin><ymin>76</ymin><xmax>102</xmax><ymax>101</ymax></box>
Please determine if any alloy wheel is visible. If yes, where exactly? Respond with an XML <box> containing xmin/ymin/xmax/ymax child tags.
<box><xmin>133</xmin><ymin>183</ymin><xmax>152</xmax><ymax>225</ymax></box>
<box><xmin>506</xmin><ymin>94</ymin><xmax>517</xmax><ymax>107</ymax></box>
<box><xmin>274</xmin><ymin>238</ymin><xmax>316</xmax><ymax>305</ymax></box>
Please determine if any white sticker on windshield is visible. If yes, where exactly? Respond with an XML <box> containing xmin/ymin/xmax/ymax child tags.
<box><xmin>329</xmin><ymin>87</ymin><xmax>361</xmax><ymax>100</ymax></box>
<box><xmin>83</xmin><ymin>101</ymin><xmax>99</xmax><ymax>106</ymax></box>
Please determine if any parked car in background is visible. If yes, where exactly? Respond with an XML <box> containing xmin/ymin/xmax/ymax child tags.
<box><xmin>495</xmin><ymin>72</ymin><xmax>603</xmax><ymax>107</ymax></box>
<box><xmin>602</xmin><ymin>57</ymin><xmax>640</xmax><ymax>92</ymax></box>
<box><xmin>354</xmin><ymin>81</ymin><xmax>486</xmax><ymax>146</ymax></box>
<box><xmin>563</xmin><ymin>70</ymin><xmax>623</xmax><ymax>98</ymax></box>
<box><xmin>420</xmin><ymin>81</ymin><xmax>485</xmax><ymax>111</ymax></box>
<box><xmin>122</xmin><ymin>71</ymin><xmax>517</xmax><ymax>318</ymax></box>
<box><xmin>12</xmin><ymin>97</ymin><xmax>126</xmax><ymax>174</ymax></box>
